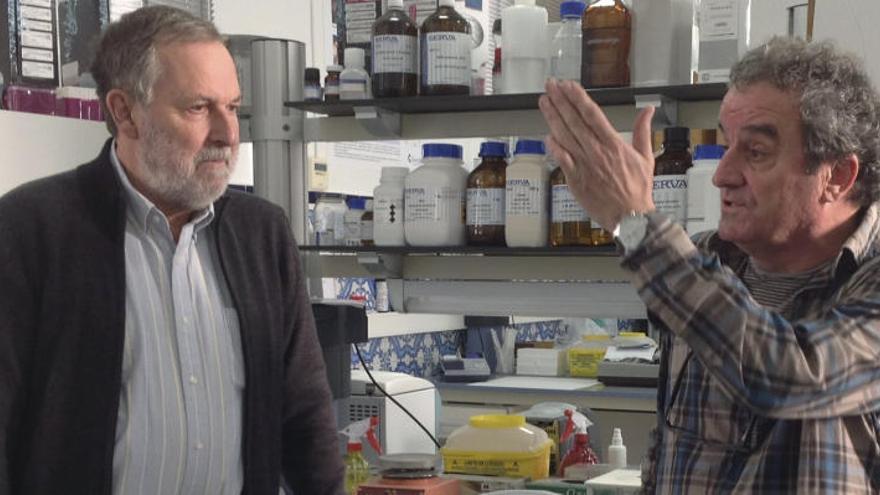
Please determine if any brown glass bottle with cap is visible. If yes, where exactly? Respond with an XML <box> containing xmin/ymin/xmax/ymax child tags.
<box><xmin>467</xmin><ymin>141</ymin><xmax>508</xmax><ymax>245</ymax></box>
<box><xmin>420</xmin><ymin>0</ymin><xmax>471</xmax><ymax>96</ymax></box>
<box><xmin>581</xmin><ymin>0</ymin><xmax>631</xmax><ymax>88</ymax></box>
<box><xmin>653</xmin><ymin>126</ymin><xmax>692</xmax><ymax>226</ymax></box>
<box><xmin>550</xmin><ymin>165</ymin><xmax>592</xmax><ymax>247</ymax></box>
<box><xmin>372</xmin><ymin>0</ymin><xmax>418</xmax><ymax>97</ymax></box>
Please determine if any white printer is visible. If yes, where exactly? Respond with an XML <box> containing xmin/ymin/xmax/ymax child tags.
<box><xmin>340</xmin><ymin>369</ymin><xmax>438</xmax><ymax>465</ymax></box>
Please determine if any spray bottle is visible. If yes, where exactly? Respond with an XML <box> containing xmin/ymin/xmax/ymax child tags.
<box><xmin>608</xmin><ymin>427</ymin><xmax>627</xmax><ymax>468</ymax></box>
<box><xmin>557</xmin><ymin>408</ymin><xmax>599</xmax><ymax>477</ymax></box>
<box><xmin>339</xmin><ymin>416</ymin><xmax>381</xmax><ymax>494</ymax></box>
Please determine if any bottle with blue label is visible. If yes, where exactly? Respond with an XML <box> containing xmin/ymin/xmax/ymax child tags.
<box><xmin>420</xmin><ymin>0</ymin><xmax>471</xmax><ymax>96</ymax></box>
<box><xmin>653</xmin><ymin>126</ymin><xmax>692</xmax><ymax>226</ymax></box>
<box><xmin>505</xmin><ymin>139</ymin><xmax>549</xmax><ymax>247</ymax></box>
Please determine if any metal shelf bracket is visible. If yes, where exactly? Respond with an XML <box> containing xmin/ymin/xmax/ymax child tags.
<box><xmin>635</xmin><ymin>94</ymin><xmax>679</xmax><ymax>127</ymax></box>
<box><xmin>353</xmin><ymin>106</ymin><xmax>402</xmax><ymax>138</ymax></box>
<box><xmin>355</xmin><ymin>251</ymin><xmax>403</xmax><ymax>278</ymax></box>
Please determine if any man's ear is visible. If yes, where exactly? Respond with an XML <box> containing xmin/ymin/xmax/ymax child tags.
<box><xmin>105</xmin><ymin>89</ymin><xmax>139</xmax><ymax>139</ymax></box>
<box><xmin>823</xmin><ymin>154</ymin><xmax>859</xmax><ymax>203</ymax></box>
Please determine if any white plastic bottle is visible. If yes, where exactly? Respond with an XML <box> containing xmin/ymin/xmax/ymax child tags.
<box><xmin>608</xmin><ymin>427</ymin><xmax>627</xmax><ymax>468</ymax></box>
<box><xmin>505</xmin><ymin>139</ymin><xmax>549</xmax><ymax>247</ymax></box>
<box><xmin>344</xmin><ymin>197</ymin><xmax>365</xmax><ymax>246</ymax></box>
<box><xmin>405</xmin><ymin>143</ymin><xmax>468</xmax><ymax>246</ymax></box>
<box><xmin>551</xmin><ymin>1</ymin><xmax>585</xmax><ymax>82</ymax></box>
<box><xmin>373</xmin><ymin>167</ymin><xmax>409</xmax><ymax>246</ymax></box>
<box><xmin>501</xmin><ymin>0</ymin><xmax>548</xmax><ymax>93</ymax></box>
<box><xmin>686</xmin><ymin>144</ymin><xmax>725</xmax><ymax>234</ymax></box>
<box><xmin>340</xmin><ymin>47</ymin><xmax>371</xmax><ymax>100</ymax></box>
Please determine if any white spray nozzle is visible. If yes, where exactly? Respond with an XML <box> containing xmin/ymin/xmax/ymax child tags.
<box><xmin>612</xmin><ymin>427</ymin><xmax>623</xmax><ymax>445</ymax></box>
<box><xmin>339</xmin><ymin>416</ymin><xmax>382</xmax><ymax>454</ymax></box>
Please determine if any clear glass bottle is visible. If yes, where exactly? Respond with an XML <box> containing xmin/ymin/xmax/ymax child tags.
<box><xmin>420</xmin><ymin>0</ymin><xmax>471</xmax><ymax>96</ymax></box>
<box><xmin>653</xmin><ymin>126</ymin><xmax>692</xmax><ymax>226</ymax></box>
<box><xmin>550</xmin><ymin>164</ymin><xmax>591</xmax><ymax>246</ymax></box>
<box><xmin>372</xmin><ymin>0</ymin><xmax>418</xmax><ymax>97</ymax></box>
<box><xmin>582</xmin><ymin>0</ymin><xmax>631</xmax><ymax>88</ymax></box>
<box><xmin>551</xmin><ymin>1</ymin><xmax>585</xmax><ymax>81</ymax></box>
<box><xmin>340</xmin><ymin>47</ymin><xmax>371</xmax><ymax>100</ymax></box>
<box><xmin>467</xmin><ymin>141</ymin><xmax>508</xmax><ymax>246</ymax></box>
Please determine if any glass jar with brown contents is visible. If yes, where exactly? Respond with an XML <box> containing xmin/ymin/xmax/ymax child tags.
<box><xmin>581</xmin><ymin>0</ymin><xmax>631</xmax><ymax>88</ymax></box>
<box><xmin>372</xmin><ymin>0</ymin><xmax>418</xmax><ymax>97</ymax></box>
<box><xmin>420</xmin><ymin>0</ymin><xmax>471</xmax><ymax>96</ymax></box>
<box><xmin>466</xmin><ymin>141</ymin><xmax>508</xmax><ymax>245</ymax></box>
<box><xmin>550</xmin><ymin>164</ymin><xmax>591</xmax><ymax>246</ymax></box>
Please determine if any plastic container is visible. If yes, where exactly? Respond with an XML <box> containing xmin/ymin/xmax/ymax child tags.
<box><xmin>501</xmin><ymin>0</ymin><xmax>548</xmax><ymax>94</ymax></box>
<box><xmin>344</xmin><ymin>197</ymin><xmax>366</xmax><ymax>246</ymax></box>
<box><xmin>551</xmin><ymin>1</ymin><xmax>585</xmax><ymax>82</ymax></box>
<box><xmin>404</xmin><ymin>143</ymin><xmax>468</xmax><ymax>246</ymax></box>
<box><xmin>697</xmin><ymin>0</ymin><xmax>751</xmax><ymax>84</ymax></box>
<box><xmin>361</xmin><ymin>199</ymin><xmax>375</xmax><ymax>247</ymax></box>
<box><xmin>374</xmin><ymin>166</ymin><xmax>409</xmax><ymax>246</ymax></box>
<box><xmin>344</xmin><ymin>442</ymin><xmax>370</xmax><ymax>494</ymax></box>
<box><xmin>340</xmin><ymin>47</ymin><xmax>371</xmax><ymax>100</ymax></box>
<box><xmin>420</xmin><ymin>0</ymin><xmax>471</xmax><ymax>96</ymax></box>
<box><xmin>653</xmin><ymin>126</ymin><xmax>692</xmax><ymax>226</ymax></box>
<box><xmin>324</xmin><ymin>64</ymin><xmax>342</xmax><ymax>101</ymax></box>
<box><xmin>568</xmin><ymin>335</ymin><xmax>611</xmax><ymax>378</ymax></box>
<box><xmin>442</xmin><ymin>414</ymin><xmax>552</xmax><ymax>480</ymax></box>
<box><xmin>505</xmin><ymin>139</ymin><xmax>549</xmax><ymax>247</ymax></box>
<box><xmin>607</xmin><ymin>427</ymin><xmax>627</xmax><ymax>468</ymax></box>
<box><xmin>314</xmin><ymin>193</ymin><xmax>348</xmax><ymax>246</ymax></box>
<box><xmin>467</xmin><ymin>141</ymin><xmax>508</xmax><ymax>246</ymax></box>
<box><xmin>372</xmin><ymin>0</ymin><xmax>418</xmax><ymax>97</ymax></box>
<box><xmin>686</xmin><ymin>144</ymin><xmax>724</xmax><ymax>234</ymax></box>
<box><xmin>558</xmin><ymin>432</ymin><xmax>599</xmax><ymax>476</ymax></box>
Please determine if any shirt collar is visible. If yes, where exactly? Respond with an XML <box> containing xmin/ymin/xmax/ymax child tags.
<box><xmin>109</xmin><ymin>140</ymin><xmax>215</xmax><ymax>236</ymax></box>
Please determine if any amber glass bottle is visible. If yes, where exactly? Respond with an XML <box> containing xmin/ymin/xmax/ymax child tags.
<box><xmin>582</xmin><ymin>0</ymin><xmax>631</xmax><ymax>88</ymax></box>
<box><xmin>467</xmin><ymin>142</ymin><xmax>508</xmax><ymax>245</ymax></box>
<box><xmin>420</xmin><ymin>0</ymin><xmax>471</xmax><ymax>96</ymax></box>
<box><xmin>372</xmin><ymin>0</ymin><xmax>418</xmax><ymax>97</ymax></box>
<box><xmin>653</xmin><ymin>126</ymin><xmax>692</xmax><ymax>226</ymax></box>
<box><xmin>550</xmin><ymin>165</ymin><xmax>591</xmax><ymax>247</ymax></box>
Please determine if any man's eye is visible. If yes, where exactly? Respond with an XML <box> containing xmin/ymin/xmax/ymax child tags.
<box><xmin>189</xmin><ymin>104</ymin><xmax>208</xmax><ymax>113</ymax></box>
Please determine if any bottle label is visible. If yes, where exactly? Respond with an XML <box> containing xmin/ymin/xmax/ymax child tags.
<box><xmin>506</xmin><ymin>178</ymin><xmax>547</xmax><ymax>217</ymax></box>
<box><xmin>324</xmin><ymin>81</ymin><xmax>340</xmax><ymax>95</ymax></box>
<box><xmin>340</xmin><ymin>78</ymin><xmax>367</xmax><ymax>97</ymax></box>
<box><xmin>372</xmin><ymin>34</ymin><xmax>418</xmax><ymax>74</ymax></box>
<box><xmin>304</xmin><ymin>86</ymin><xmax>322</xmax><ymax>100</ymax></box>
<box><xmin>375</xmin><ymin>195</ymin><xmax>403</xmax><ymax>226</ymax></box>
<box><xmin>404</xmin><ymin>186</ymin><xmax>464</xmax><ymax>224</ymax></box>
<box><xmin>421</xmin><ymin>31</ymin><xmax>471</xmax><ymax>87</ymax></box>
<box><xmin>552</xmin><ymin>184</ymin><xmax>589</xmax><ymax>223</ymax></box>
<box><xmin>466</xmin><ymin>188</ymin><xmax>504</xmax><ymax>226</ymax></box>
<box><xmin>653</xmin><ymin>174</ymin><xmax>688</xmax><ymax>225</ymax></box>
<box><xmin>360</xmin><ymin>219</ymin><xmax>374</xmax><ymax>240</ymax></box>
<box><xmin>700</xmin><ymin>0</ymin><xmax>739</xmax><ymax>42</ymax></box>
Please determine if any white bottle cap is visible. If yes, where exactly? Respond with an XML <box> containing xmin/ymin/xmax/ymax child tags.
<box><xmin>439</xmin><ymin>0</ymin><xmax>455</xmax><ymax>7</ymax></box>
<box><xmin>387</xmin><ymin>0</ymin><xmax>404</xmax><ymax>9</ymax></box>
<box><xmin>327</xmin><ymin>64</ymin><xmax>343</xmax><ymax>73</ymax></box>
<box><xmin>344</xmin><ymin>47</ymin><xmax>365</xmax><ymax>69</ymax></box>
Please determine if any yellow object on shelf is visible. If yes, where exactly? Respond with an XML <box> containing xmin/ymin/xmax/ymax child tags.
<box><xmin>441</xmin><ymin>414</ymin><xmax>553</xmax><ymax>480</ymax></box>
<box><xmin>568</xmin><ymin>335</ymin><xmax>611</xmax><ymax>378</ymax></box>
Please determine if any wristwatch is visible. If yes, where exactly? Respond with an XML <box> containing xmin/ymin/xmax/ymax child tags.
<box><xmin>612</xmin><ymin>211</ymin><xmax>650</xmax><ymax>255</ymax></box>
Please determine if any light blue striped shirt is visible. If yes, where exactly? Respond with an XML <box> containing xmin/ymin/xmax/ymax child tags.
<box><xmin>109</xmin><ymin>143</ymin><xmax>245</xmax><ymax>494</ymax></box>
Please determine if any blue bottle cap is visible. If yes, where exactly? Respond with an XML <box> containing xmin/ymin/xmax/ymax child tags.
<box><xmin>693</xmin><ymin>144</ymin><xmax>725</xmax><ymax>160</ymax></box>
<box><xmin>560</xmin><ymin>1</ymin><xmax>586</xmax><ymax>18</ymax></box>
<box><xmin>479</xmin><ymin>141</ymin><xmax>508</xmax><ymax>158</ymax></box>
<box><xmin>514</xmin><ymin>139</ymin><xmax>546</xmax><ymax>156</ymax></box>
<box><xmin>346</xmin><ymin>196</ymin><xmax>367</xmax><ymax>209</ymax></box>
<box><xmin>423</xmin><ymin>143</ymin><xmax>463</xmax><ymax>160</ymax></box>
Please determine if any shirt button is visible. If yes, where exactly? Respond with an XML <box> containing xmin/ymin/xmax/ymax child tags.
<box><xmin>189</xmin><ymin>375</ymin><xmax>199</xmax><ymax>384</ymax></box>
<box><xmin>183</xmin><ymin>316</ymin><xmax>190</xmax><ymax>325</ymax></box>
<box><xmin>195</xmin><ymin>442</ymin><xmax>204</xmax><ymax>450</ymax></box>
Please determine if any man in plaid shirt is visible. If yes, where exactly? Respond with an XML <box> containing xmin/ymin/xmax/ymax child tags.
<box><xmin>540</xmin><ymin>37</ymin><xmax>880</xmax><ymax>492</ymax></box>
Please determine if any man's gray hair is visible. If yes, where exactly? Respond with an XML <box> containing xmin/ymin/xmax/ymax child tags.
<box><xmin>91</xmin><ymin>5</ymin><xmax>223</xmax><ymax>136</ymax></box>
<box><xmin>730</xmin><ymin>36</ymin><xmax>880</xmax><ymax>206</ymax></box>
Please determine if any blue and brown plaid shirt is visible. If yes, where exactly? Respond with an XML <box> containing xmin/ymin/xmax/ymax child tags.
<box><xmin>627</xmin><ymin>205</ymin><xmax>880</xmax><ymax>493</ymax></box>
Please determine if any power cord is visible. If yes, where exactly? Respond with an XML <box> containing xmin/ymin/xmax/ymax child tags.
<box><xmin>353</xmin><ymin>343</ymin><xmax>442</xmax><ymax>450</ymax></box>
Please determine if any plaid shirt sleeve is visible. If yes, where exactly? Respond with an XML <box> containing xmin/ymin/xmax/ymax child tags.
<box><xmin>621</xmin><ymin>214</ymin><xmax>880</xmax><ymax>419</ymax></box>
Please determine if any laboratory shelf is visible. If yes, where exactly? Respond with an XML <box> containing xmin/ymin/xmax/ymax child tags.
<box><xmin>299</xmin><ymin>245</ymin><xmax>619</xmax><ymax>257</ymax></box>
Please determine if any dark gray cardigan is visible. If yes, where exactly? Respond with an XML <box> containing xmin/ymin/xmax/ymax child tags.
<box><xmin>0</xmin><ymin>140</ymin><xmax>344</xmax><ymax>494</ymax></box>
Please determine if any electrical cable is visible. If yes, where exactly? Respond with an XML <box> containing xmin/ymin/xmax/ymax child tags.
<box><xmin>354</xmin><ymin>343</ymin><xmax>442</xmax><ymax>450</ymax></box>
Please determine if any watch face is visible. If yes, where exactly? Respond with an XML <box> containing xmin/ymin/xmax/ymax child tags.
<box><xmin>617</xmin><ymin>213</ymin><xmax>649</xmax><ymax>253</ymax></box>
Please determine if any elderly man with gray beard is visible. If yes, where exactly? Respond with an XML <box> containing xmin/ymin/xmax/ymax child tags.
<box><xmin>0</xmin><ymin>6</ymin><xmax>343</xmax><ymax>494</ymax></box>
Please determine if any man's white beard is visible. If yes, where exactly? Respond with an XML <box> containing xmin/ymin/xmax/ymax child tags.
<box><xmin>136</xmin><ymin>119</ymin><xmax>238</xmax><ymax>212</ymax></box>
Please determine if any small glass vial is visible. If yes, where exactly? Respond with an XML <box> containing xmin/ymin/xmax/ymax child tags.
<box><xmin>340</xmin><ymin>47</ymin><xmax>371</xmax><ymax>100</ymax></box>
<box><xmin>467</xmin><ymin>141</ymin><xmax>508</xmax><ymax>246</ymax></box>
<box><xmin>304</xmin><ymin>67</ymin><xmax>322</xmax><ymax>101</ymax></box>
<box><xmin>324</xmin><ymin>64</ymin><xmax>342</xmax><ymax>101</ymax></box>
<box><xmin>361</xmin><ymin>199</ymin><xmax>375</xmax><ymax>247</ymax></box>
<box><xmin>420</xmin><ymin>0</ymin><xmax>471</xmax><ymax>96</ymax></box>
<box><xmin>372</xmin><ymin>0</ymin><xmax>418</xmax><ymax>97</ymax></box>
<box><xmin>550</xmin><ymin>164</ymin><xmax>591</xmax><ymax>247</ymax></box>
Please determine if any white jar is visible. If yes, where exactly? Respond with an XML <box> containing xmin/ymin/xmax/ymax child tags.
<box><xmin>314</xmin><ymin>193</ymin><xmax>348</xmax><ymax>246</ymax></box>
<box><xmin>686</xmin><ymin>144</ymin><xmax>725</xmax><ymax>234</ymax></box>
<box><xmin>404</xmin><ymin>143</ymin><xmax>468</xmax><ymax>246</ymax></box>
<box><xmin>344</xmin><ymin>197</ymin><xmax>366</xmax><ymax>246</ymax></box>
<box><xmin>340</xmin><ymin>47</ymin><xmax>371</xmax><ymax>99</ymax></box>
<box><xmin>505</xmin><ymin>139</ymin><xmax>549</xmax><ymax>247</ymax></box>
<box><xmin>374</xmin><ymin>167</ymin><xmax>409</xmax><ymax>246</ymax></box>
<box><xmin>501</xmin><ymin>0</ymin><xmax>548</xmax><ymax>93</ymax></box>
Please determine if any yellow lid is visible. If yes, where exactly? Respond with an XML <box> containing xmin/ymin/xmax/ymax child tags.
<box><xmin>618</xmin><ymin>332</ymin><xmax>647</xmax><ymax>338</ymax></box>
<box><xmin>582</xmin><ymin>335</ymin><xmax>611</xmax><ymax>341</ymax></box>
<box><xmin>469</xmin><ymin>414</ymin><xmax>526</xmax><ymax>429</ymax></box>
